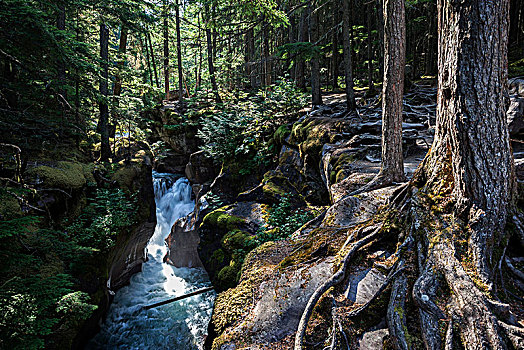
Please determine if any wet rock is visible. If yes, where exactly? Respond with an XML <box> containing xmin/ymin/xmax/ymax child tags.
<box><xmin>165</xmin><ymin>216</ymin><xmax>204</xmax><ymax>268</ymax></box>
<box><xmin>198</xmin><ymin>201</ymin><xmax>267</xmax><ymax>290</ymax></box>
<box><xmin>108</xmin><ymin>221</ymin><xmax>157</xmax><ymax>290</ymax></box>
<box><xmin>185</xmin><ymin>150</ymin><xmax>216</xmax><ymax>184</ymax></box>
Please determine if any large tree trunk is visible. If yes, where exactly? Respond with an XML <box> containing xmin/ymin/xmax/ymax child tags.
<box><xmin>310</xmin><ymin>2</ymin><xmax>322</xmax><ymax>106</ymax></box>
<box><xmin>163</xmin><ymin>0</ymin><xmax>170</xmax><ymax>99</ymax></box>
<box><xmin>113</xmin><ymin>26</ymin><xmax>128</xmax><ymax>98</ymax></box>
<box><xmin>342</xmin><ymin>0</ymin><xmax>356</xmax><ymax>111</ymax></box>
<box><xmin>425</xmin><ymin>0</ymin><xmax>514</xmax><ymax>286</ymax></box>
<box><xmin>205</xmin><ymin>5</ymin><xmax>221</xmax><ymax>104</ymax></box>
<box><xmin>146</xmin><ymin>30</ymin><xmax>160</xmax><ymax>88</ymax></box>
<box><xmin>57</xmin><ymin>1</ymin><xmax>66</xmax><ymax>98</ymax></box>
<box><xmin>331</xmin><ymin>8</ymin><xmax>340</xmax><ymax>90</ymax></box>
<box><xmin>245</xmin><ymin>27</ymin><xmax>255</xmax><ymax>89</ymax></box>
<box><xmin>367</xmin><ymin>1</ymin><xmax>375</xmax><ymax>94</ymax></box>
<box><xmin>378</xmin><ymin>0</ymin><xmax>406</xmax><ymax>183</ymax></box>
<box><xmin>175</xmin><ymin>0</ymin><xmax>184</xmax><ymax>101</ymax></box>
<box><xmin>99</xmin><ymin>23</ymin><xmax>111</xmax><ymax>162</ymax></box>
<box><xmin>295</xmin><ymin>9</ymin><xmax>308</xmax><ymax>90</ymax></box>
<box><xmin>262</xmin><ymin>16</ymin><xmax>271</xmax><ymax>87</ymax></box>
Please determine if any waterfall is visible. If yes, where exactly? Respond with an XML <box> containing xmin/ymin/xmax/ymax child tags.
<box><xmin>88</xmin><ymin>173</ymin><xmax>215</xmax><ymax>350</ymax></box>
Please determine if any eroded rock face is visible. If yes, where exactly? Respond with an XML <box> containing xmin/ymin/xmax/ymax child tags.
<box><xmin>185</xmin><ymin>150</ymin><xmax>217</xmax><ymax>184</ymax></box>
<box><xmin>206</xmin><ymin>182</ymin><xmax>395</xmax><ymax>349</ymax></box>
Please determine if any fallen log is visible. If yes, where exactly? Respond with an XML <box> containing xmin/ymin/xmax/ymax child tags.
<box><xmin>143</xmin><ymin>286</ymin><xmax>214</xmax><ymax>310</ymax></box>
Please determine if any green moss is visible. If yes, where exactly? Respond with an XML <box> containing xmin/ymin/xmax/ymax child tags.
<box><xmin>29</xmin><ymin>161</ymin><xmax>88</xmax><ymax>190</ymax></box>
<box><xmin>202</xmin><ymin>207</ymin><xmax>245</xmax><ymax>231</ymax></box>
<box><xmin>273</xmin><ymin>125</ymin><xmax>291</xmax><ymax>145</ymax></box>
<box><xmin>111</xmin><ymin>165</ymin><xmax>139</xmax><ymax>191</ymax></box>
<box><xmin>221</xmin><ymin>230</ymin><xmax>255</xmax><ymax>253</ymax></box>
<box><xmin>210</xmin><ymin>249</ymin><xmax>226</xmax><ymax>266</ymax></box>
<box><xmin>216</xmin><ymin>262</ymin><xmax>241</xmax><ymax>290</ymax></box>
<box><xmin>0</xmin><ymin>190</ymin><xmax>22</xmax><ymax>218</ymax></box>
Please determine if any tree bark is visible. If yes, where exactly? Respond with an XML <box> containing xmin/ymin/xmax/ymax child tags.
<box><xmin>163</xmin><ymin>0</ymin><xmax>170</xmax><ymax>99</ymax></box>
<box><xmin>331</xmin><ymin>7</ymin><xmax>340</xmax><ymax>90</ymax></box>
<box><xmin>379</xmin><ymin>0</ymin><xmax>406</xmax><ymax>182</ymax></box>
<box><xmin>367</xmin><ymin>1</ymin><xmax>375</xmax><ymax>93</ymax></box>
<box><xmin>205</xmin><ymin>5</ymin><xmax>221</xmax><ymax>104</ymax></box>
<box><xmin>310</xmin><ymin>2</ymin><xmax>322</xmax><ymax>106</ymax></box>
<box><xmin>295</xmin><ymin>9</ymin><xmax>308</xmax><ymax>90</ymax></box>
<box><xmin>342</xmin><ymin>0</ymin><xmax>356</xmax><ymax>111</ymax></box>
<box><xmin>57</xmin><ymin>1</ymin><xmax>66</xmax><ymax>98</ymax></box>
<box><xmin>262</xmin><ymin>16</ymin><xmax>271</xmax><ymax>87</ymax></box>
<box><xmin>425</xmin><ymin>0</ymin><xmax>514</xmax><ymax>285</ymax></box>
<box><xmin>175</xmin><ymin>0</ymin><xmax>184</xmax><ymax>101</ymax></box>
<box><xmin>99</xmin><ymin>23</ymin><xmax>110</xmax><ymax>162</ymax></box>
<box><xmin>113</xmin><ymin>26</ymin><xmax>128</xmax><ymax>98</ymax></box>
<box><xmin>245</xmin><ymin>27</ymin><xmax>255</xmax><ymax>89</ymax></box>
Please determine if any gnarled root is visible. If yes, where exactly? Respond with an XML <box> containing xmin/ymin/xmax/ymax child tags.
<box><xmin>434</xmin><ymin>240</ymin><xmax>506</xmax><ymax>349</ymax></box>
<box><xmin>386</xmin><ymin>270</ymin><xmax>410</xmax><ymax>350</ymax></box>
<box><xmin>294</xmin><ymin>224</ymin><xmax>384</xmax><ymax>350</ymax></box>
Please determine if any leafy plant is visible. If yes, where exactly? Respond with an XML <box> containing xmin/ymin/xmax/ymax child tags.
<box><xmin>66</xmin><ymin>188</ymin><xmax>137</xmax><ymax>251</ymax></box>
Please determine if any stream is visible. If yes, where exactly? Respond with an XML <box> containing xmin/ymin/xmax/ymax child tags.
<box><xmin>88</xmin><ymin>173</ymin><xmax>215</xmax><ymax>349</ymax></box>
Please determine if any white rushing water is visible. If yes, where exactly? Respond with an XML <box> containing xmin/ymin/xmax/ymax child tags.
<box><xmin>88</xmin><ymin>174</ymin><xmax>215</xmax><ymax>350</ymax></box>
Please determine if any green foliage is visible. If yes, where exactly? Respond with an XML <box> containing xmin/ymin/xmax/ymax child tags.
<box><xmin>0</xmin><ymin>274</ymin><xmax>82</xmax><ymax>350</ymax></box>
<box><xmin>56</xmin><ymin>291</ymin><xmax>98</xmax><ymax>322</ymax></box>
<box><xmin>67</xmin><ymin>188</ymin><xmax>137</xmax><ymax>251</ymax></box>
<box><xmin>197</xmin><ymin>78</ymin><xmax>307</xmax><ymax>172</ymax></box>
<box><xmin>0</xmin><ymin>216</ymin><xmax>39</xmax><ymax>240</ymax></box>
<box><xmin>256</xmin><ymin>194</ymin><xmax>315</xmax><ymax>243</ymax></box>
<box><xmin>278</xmin><ymin>42</ymin><xmax>321</xmax><ymax>65</ymax></box>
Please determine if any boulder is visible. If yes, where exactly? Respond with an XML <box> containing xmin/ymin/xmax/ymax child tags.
<box><xmin>185</xmin><ymin>150</ymin><xmax>216</xmax><ymax>184</ymax></box>
<box><xmin>507</xmin><ymin>96</ymin><xmax>524</xmax><ymax>135</ymax></box>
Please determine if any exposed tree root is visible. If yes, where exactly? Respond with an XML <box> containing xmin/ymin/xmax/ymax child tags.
<box><xmin>505</xmin><ymin>257</ymin><xmax>524</xmax><ymax>281</ymax></box>
<box><xmin>293</xmin><ymin>164</ymin><xmax>524</xmax><ymax>350</ymax></box>
<box><xmin>387</xmin><ymin>270</ymin><xmax>410</xmax><ymax>350</ymax></box>
<box><xmin>345</xmin><ymin>265</ymin><xmax>404</xmax><ymax>319</ymax></box>
<box><xmin>294</xmin><ymin>223</ymin><xmax>384</xmax><ymax>350</ymax></box>
<box><xmin>499</xmin><ymin>321</ymin><xmax>524</xmax><ymax>349</ymax></box>
<box><xmin>444</xmin><ymin>318</ymin><xmax>454</xmax><ymax>350</ymax></box>
<box><xmin>347</xmin><ymin>173</ymin><xmax>406</xmax><ymax>197</ymax></box>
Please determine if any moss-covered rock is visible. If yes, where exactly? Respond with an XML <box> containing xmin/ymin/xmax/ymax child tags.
<box><xmin>273</xmin><ymin>125</ymin><xmax>291</xmax><ymax>145</ymax></box>
<box><xmin>0</xmin><ymin>190</ymin><xmax>22</xmax><ymax>219</ymax></box>
<box><xmin>28</xmin><ymin>161</ymin><xmax>90</xmax><ymax>190</ymax></box>
<box><xmin>202</xmin><ymin>207</ymin><xmax>246</xmax><ymax>231</ymax></box>
<box><xmin>111</xmin><ymin>165</ymin><xmax>139</xmax><ymax>191</ymax></box>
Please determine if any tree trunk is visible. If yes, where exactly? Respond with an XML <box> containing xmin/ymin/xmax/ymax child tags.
<box><xmin>245</xmin><ymin>27</ymin><xmax>255</xmax><ymax>89</ymax></box>
<box><xmin>378</xmin><ymin>0</ymin><xmax>406</xmax><ymax>182</ymax></box>
<box><xmin>57</xmin><ymin>1</ymin><xmax>66</xmax><ymax>98</ymax></box>
<box><xmin>263</xmin><ymin>19</ymin><xmax>271</xmax><ymax>87</ymax></box>
<box><xmin>142</xmin><ymin>33</ymin><xmax>154</xmax><ymax>86</ymax></box>
<box><xmin>113</xmin><ymin>26</ymin><xmax>128</xmax><ymax>98</ymax></box>
<box><xmin>163</xmin><ymin>0</ymin><xmax>170</xmax><ymax>99</ymax></box>
<box><xmin>425</xmin><ymin>0</ymin><xmax>514</xmax><ymax>286</ymax></box>
<box><xmin>367</xmin><ymin>2</ymin><xmax>375</xmax><ymax>93</ymax></box>
<box><xmin>295</xmin><ymin>9</ymin><xmax>308</xmax><ymax>90</ymax></box>
<box><xmin>310</xmin><ymin>2</ymin><xmax>322</xmax><ymax>106</ymax></box>
<box><xmin>99</xmin><ymin>23</ymin><xmax>111</xmax><ymax>162</ymax></box>
<box><xmin>205</xmin><ymin>5</ymin><xmax>221</xmax><ymax>104</ymax></box>
<box><xmin>175</xmin><ymin>0</ymin><xmax>184</xmax><ymax>101</ymax></box>
<box><xmin>147</xmin><ymin>31</ymin><xmax>160</xmax><ymax>88</ymax></box>
<box><xmin>342</xmin><ymin>0</ymin><xmax>356</xmax><ymax>111</ymax></box>
<box><xmin>331</xmin><ymin>7</ymin><xmax>340</xmax><ymax>90</ymax></box>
